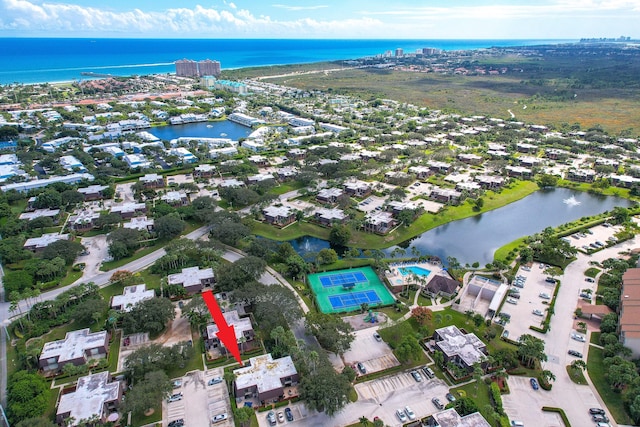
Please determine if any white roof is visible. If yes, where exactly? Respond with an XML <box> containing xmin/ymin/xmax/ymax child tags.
<box><xmin>234</xmin><ymin>354</ymin><xmax>297</xmax><ymax>394</ymax></box>
<box><xmin>111</xmin><ymin>284</ymin><xmax>154</xmax><ymax>312</ymax></box>
<box><xmin>40</xmin><ymin>328</ymin><xmax>107</xmax><ymax>365</ymax></box>
<box><xmin>57</xmin><ymin>372</ymin><xmax>120</xmax><ymax>426</ymax></box>
<box><xmin>24</xmin><ymin>233</ymin><xmax>69</xmax><ymax>249</ymax></box>
<box><xmin>206</xmin><ymin>310</ymin><xmax>253</xmax><ymax>341</ymax></box>
<box><xmin>168</xmin><ymin>266</ymin><xmax>214</xmax><ymax>288</ymax></box>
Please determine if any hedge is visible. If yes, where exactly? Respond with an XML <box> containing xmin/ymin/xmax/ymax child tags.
<box><xmin>542</xmin><ymin>406</ymin><xmax>571</xmax><ymax>427</ymax></box>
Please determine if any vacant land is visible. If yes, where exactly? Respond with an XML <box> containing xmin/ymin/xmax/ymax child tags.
<box><xmin>229</xmin><ymin>46</ymin><xmax>640</xmax><ymax>134</ymax></box>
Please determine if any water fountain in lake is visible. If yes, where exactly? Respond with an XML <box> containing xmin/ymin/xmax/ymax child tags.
<box><xmin>563</xmin><ymin>195</ymin><xmax>581</xmax><ymax>206</ymax></box>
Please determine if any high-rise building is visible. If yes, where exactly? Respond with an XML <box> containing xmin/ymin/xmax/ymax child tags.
<box><xmin>198</xmin><ymin>59</ymin><xmax>221</xmax><ymax>77</ymax></box>
<box><xmin>175</xmin><ymin>59</ymin><xmax>198</xmax><ymax>77</ymax></box>
<box><xmin>395</xmin><ymin>48</ymin><xmax>404</xmax><ymax>57</ymax></box>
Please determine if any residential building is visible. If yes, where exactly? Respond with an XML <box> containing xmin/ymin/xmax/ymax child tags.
<box><xmin>457</xmin><ymin>153</ymin><xmax>483</xmax><ymax>165</ymax></box>
<box><xmin>242</xmin><ymin>139</ymin><xmax>267</xmax><ymax>152</ymax></box>
<box><xmin>175</xmin><ymin>59</ymin><xmax>199</xmax><ymax>77</ymax></box>
<box><xmin>409</xmin><ymin>165</ymin><xmax>434</xmax><ymax>180</ymax></box>
<box><xmin>611</xmin><ymin>174</ymin><xmax>640</xmax><ymax>188</ymax></box>
<box><xmin>198</xmin><ymin>59</ymin><xmax>221</xmax><ymax>77</ymax></box>
<box><xmin>425</xmin><ymin>408</ymin><xmax>491</xmax><ymax>427</ymax></box>
<box><xmin>433</xmin><ymin>325</ymin><xmax>487</xmax><ymax>371</ymax></box>
<box><xmin>209</xmin><ymin>146</ymin><xmax>238</xmax><ymax>158</ymax></box>
<box><xmin>567</xmin><ymin>169</ymin><xmax>596</xmax><ymax>183</ymax></box>
<box><xmin>206</xmin><ymin>310</ymin><xmax>256</xmax><ymax>354</ymax></box>
<box><xmin>317</xmin><ymin>188</ymin><xmax>344</xmax><ymax>204</ymax></box>
<box><xmin>276</xmin><ymin>166</ymin><xmax>298</xmax><ymax>180</ymax></box>
<box><xmin>77</xmin><ymin>184</ymin><xmax>109</xmax><ymax>201</ymax></box>
<box><xmin>194</xmin><ymin>164</ymin><xmax>216</xmax><ymax>178</ymax></box>
<box><xmin>475</xmin><ymin>175</ymin><xmax>505</xmax><ymax>189</ymax></box>
<box><xmin>69</xmin><ymin>209</ymin><xmax>101</xmax><ymax>231</ymax></box>
<box><xmin>110</xmin><ymin>202</ymin><xmax>147</xmax><ymax>219</ymax></box>
<box><xmin>234</xmin><ymin>354</ymin><xmax>299</xmax><ymax>404</ymax></box>
<box><xmin>505</xmin><ymin>166</ymin><xmax>533</xmax><ymax>179</ymax></box>
<box><xmin>423</xmin><ymin>273</ymin><xmax>460</xmax><ymax>298</ymax></box>
<box><xmin>363</xmin><ymin>211</ymin><xmax>395</xmax><ymax>234</ymax></box>
<box><xmin>123</xmin><ymin>153</ymin><xmax>151</xmax><ymax>169</ymax></box>
<box><xmin>167</xmin><ymin>266</ymin><xmax>215</xmax><ymax>293</ymax></box>
<box><xmin>1</xmin><ymin>173</ymin><xmax>94</xmax><ymax>193</ymax></box>
<box><xmin>516</xmin><ymin>142</ymin><xmax>537</xmax><ymax>153</ymax></box>
<box><xmin>139</xmin><ymin>173</ymin><xmax>165</xmax><ymax>188</ymax></box>
<box><xmin>161</xmin><ymin>190</ymin><xmax>189</xmax><ymax>206</ymax></box>
<box><xmin>39</xmin><ymin>329</ymin><xmax>109</xmax><ymax>373</ymax></box>
<box><xmin>56</xmin><ymin>371</ymin><xmax>122</xmax><ymax>426</ymax></box>
<box><xmin>314</xmin><ymin>208</ymin><xmax>348</xmax><ymax>227</ymax></box>
<box><xmin>263</xmin><ymin>205</ymin><xmax>296</xmax><ymax>227</ymax></box>
<box><xmin>248</xmin><ymin>173</ymin><xmax>275</xmax><ymax>184</ymax></box>
<box><xmin>619</xmin><ymin>269</ymin><xmax>640</xmax><ymax>357</ymax></box>
<box><xmin>227</xmin><ymin>112</ymin><xmax>265</xmax><ymax>127</ymax></box>
<box><xmin>110</xmin><ymin>284</ymin><xmax>155</xmax><ymax>312</ymax></box>
<box><xmin>429</xmin><ymin>188</ymin><xmax>462</xmax><ymax>204</ymax></box>
<box><xmin>387</xmin><ymin>201</ymin><xmax>421</xmax><ymax>218</ymax></box>
<box><xmin>427</xmin><ymin>160</ymin><xmax>453</xmax><ymax>174</ymax></box>
<box><xmin>343</xmin><ymin>180</ymin><xmax>372</xmax><ymax>197</ymax></box>
<box><xmin>122</xmin><ymin>216</ymin><xmax>155</xmax><ymax>232</ymax></box>
<box><xmin>19</xmin><ymin>208</ymin><xmax>60</xmax><ymax>222</ymax></box>
<box><xmin>23</xmin><ymin>233</ymin><xmax>69</xmax><ymax>252</ymax></box>
<box><xmin>169</xmin><ymin>147</ymin><xmax>198</xmax><ymax>164</ymax></box>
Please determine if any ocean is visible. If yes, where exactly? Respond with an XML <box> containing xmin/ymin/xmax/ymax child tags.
<box><xmin>0</xmin><ymin>38</ymin><xmax>573</xmax><ymax>85</ymax></box>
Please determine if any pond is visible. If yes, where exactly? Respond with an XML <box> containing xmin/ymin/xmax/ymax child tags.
<box><xmin>147</xmin><ymin>120</ymin><xmax>252</xmax><ymax>141</ymax></box>
<box><xmin>286</xmin><ymin>188</ymin><xmax>634</xmax><ymax>266</ymax></box>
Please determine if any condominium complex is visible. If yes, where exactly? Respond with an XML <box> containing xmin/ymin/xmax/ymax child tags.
<box><xmin>175</xmin><ymin>59</ymin><xmax>221</xmax><ymax>77</ymax></box>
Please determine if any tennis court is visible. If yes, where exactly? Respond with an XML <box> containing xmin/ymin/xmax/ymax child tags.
<box><xmin>308</xmin><ymin>267</ymin><xmax>395</xmax><ymax>314</ymax></box>
<box><xmin>319</xmin><ymin>271</ymin><xmax>367</xmax><ymax>288</ymax></box>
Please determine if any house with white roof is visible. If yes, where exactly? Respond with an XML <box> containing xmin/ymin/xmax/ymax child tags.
<box><xmin>433</xmin><ymin>325</ymin><xmax>487</xmax><ymax>372</ymax></box>
<box><xmin>205</xmin><ymin>310</ymin><xmax>256</xmax><ymax>354</ymax></box>
<box><xmin>56</xmin><ymin>371</ymin><xmax>122</xmax><ymax>426</ymax></box>
<box><xmin>39</xmin><ymin>328</ymin><xmax>109</xmax><ymax>372</ymax></box>
<box><xmin>23</xmin><ymin>233</ymin><xmax>69</xmax><ymax>252</ymax></box>
<box><xmin>233</xmin><ymin>354</ymin><xmax>298</xmax><ymax>403</ymax></box>
<box><xmin>110</xmin><ymin>284</ymin><xmax>155</xmax><ymax>312</ymax></box>
<box><xmin>167</xmin><ymin>266</ymin><xmax>215</xmax><ymax>293</ymax></box>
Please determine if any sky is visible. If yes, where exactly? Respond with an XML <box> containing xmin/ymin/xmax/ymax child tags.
<box><xmin>1</xmin><ymin>0</ymin><xmax>640</xmax><ymax>39</ymax></box>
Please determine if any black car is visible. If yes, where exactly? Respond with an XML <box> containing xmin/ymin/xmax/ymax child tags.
<box><xmin>168</xmin><ymin>420</ymin><xmax>184</xmax><ymax>427</ymax></box>
<box><xmin>284</xmin><ymin>407</ymin><xmax>294</xmax><ymax>421</ymax></box>
<box><xmin>568</xmin><ymin>349</ymin><xmax>583</xmax><ymax>357</ymax></box>
<box><xmin>357</xmin><ymin>362</ymin><xmax>367</xmax><ymax>374</ymax></box>
<box><xmin>589</xmin><ymin>408</ymin><xmax>605</xmax><ymax>415</ymax></box>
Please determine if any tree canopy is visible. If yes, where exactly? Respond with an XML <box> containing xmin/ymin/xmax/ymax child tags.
<box><xmin>305</xmin><ymin>312</ymin><xmax>354</xmax><ymax>355</ymax></box>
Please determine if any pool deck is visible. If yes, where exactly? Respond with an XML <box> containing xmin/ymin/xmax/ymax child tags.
<box><xmin>385</xmin><ymin>260</ymin><xmax>447</xmax><ymax>291</ymax></box>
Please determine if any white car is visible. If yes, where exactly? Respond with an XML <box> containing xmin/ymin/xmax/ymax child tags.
<box><xmin>167</xmin><ymin>392</ymin><xmax>183</xmax><ymax>403</ymax></box>
<box><xmin>404</xmin><ymin>406</ymin><xmax>416</xmax><ymax>420</ymax></box>
<box><xmin>396</xmin><ymin>409</ymin><xmax>408</xmax><ymax>422</ymax></box>
<box><xmin>212</xmin><ymin>413</ymin><xmax>228</xmax><ymax>424</ymax></box>
<box><xmin>539</xmin><ymin>292</ymin><xmax>551</xmax><ymax>300</ymax></box>
<box><xmin>532</xmin><ymin>309</ymin><xmax>544</xmax><ymax>316</ymax></box>
<box><xmin>506</xmin><ymin>298</ymin><xmax>518</xmax><ymax>304</ymax></box>
<box><xmin>571</xmin><ymin>333</ymin><xmax>586</xmax><ymax>342</ymax></box>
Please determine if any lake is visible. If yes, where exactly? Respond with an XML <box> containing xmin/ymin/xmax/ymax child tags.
<box><xmin>147</xmin><ymin>120</ymin><xmax>252</xmax><ymax>141</ymax></box>
<box><xmin>286</xmin><ymin>188</ymin><xmax>634</xmax><ymax>265</ymax></box>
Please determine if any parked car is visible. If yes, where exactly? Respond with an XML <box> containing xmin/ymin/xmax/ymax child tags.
<box><xmin>208</xmin><ymin>377</ymin><xmax>224</xmax><ymax>386</ymax></box>
<box><xmin>284</xmin><ymin>407</ymin><xmax>294</xmax><ymax>421</ymax></box>
<box><xmin>168</xmin><ymin>420</ymin><xmax>184</xmax><ymax>427</ymax></box>
<box><xmin>396</xmin><ymin>409</ymin><xmax>408</xmax><ymax>422</ymax></box>
<box><xmin>568</xmin><ymin>349</ymin><xmax>583</xmax><ymax>357</ymax></box>
<box><xmin>509</xmin><ymin>293</ymin><xmax>521</xmax><ymax>299</ymax></box>
<box><xmin>545</xmin><ymin>277</ymin><xmax>556</xmax><ymax>283</ymax></box>
<box><xmin>277</xmin><ymin>411</ymin><xmax>285</xmax><ymax>423</ymax></box>
<box><xmin>593</xmin><ymin>414</ymin><xmax>609</xmax><ymax>423</ymax></box>
<box><xmin>168</xmin><ymin>393</ymin><xmax>183</xmax><ymax>403</ymax></box>
<box><xmin>404</xmin><ymin>406</ymin><xmax>416</xmax><ymax>420</ymax></box>
<box><xmin>539</xmin><ymin>292</ymin><xmax>551</xmax><ymax>299</ymax></box>
<box><xmin>212</xmin><ymin>413</ymin><xmax>228</xmax><ymax>424</ymax></box>
<box><xmin>585</xmin><ymin>277</ymin><xmax>595</xmax><ymax>283</ymax></box>
<box><xmin>172</xmin><ymin>379</ymin><xmax>182</xmax><ymax>388</ymax></box>
<box><xmin>506</xmin><ymin>297</ymin><xmax>518</xmax><ymax>304</ymax></box>
<box><xmin>432</xmin><ymin>397</ymin><xmax>444</xmax><ymax>409</ymax></box>
<box><xmin>530</xmin><ymin>378</ymin><xmax>539</xmax><ymax>390</ymax></box>
<box><xmin>373</xmin><ymin>332</ymin><xmax>382</xmax><ymax>342</ymax></box>
<box><xmin>532</xmin><ymin>309</ymin><xmax>544</xmax><ymax>316</ymax></box>
<box><xmin>267</xmin><ymin>411</ymin><xmax>277</xmax><ymax>426</ymax></box>
<box><xmin>571</xmin><ymin>333</ymin><xmax>586</xmax><ymax>342</ymax></box>
<box><xmin>446</xmin><ymin>392</ymin><xmax>456</xmax><ymax>402</ymax></box>
<box><xmin>410</xmin><ymin>370</ymin><xmax>422</xmax><ymax>382</ymax></box>
<box><xmin>357</xmin><ymin>362</ymin><xmax>367</xmax><ymax>374</ymax></box>
<box><xmin>422</xmin><ymin>366</ymin><xmax>435</xmax><ymax>378</ymax></box>
<box><xmin>589</xmin><ymin>408</ymin><xmax>606</xmax><ymax>415</ymax></box>
<box><xmin>596</xmin><ymin>423</ymin><xmax>611</xmax><ymax>427</ymax></box>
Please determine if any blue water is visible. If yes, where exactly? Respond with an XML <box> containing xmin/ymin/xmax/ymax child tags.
<box><xmin>148</xmin><ymin>121</ymin><xmax>251</xmax><ymax>141</ymax></box>
<box><xmin>0</xmin><ymin>38</ymin><xmax>574</xmax><ymax>84</ymax></box>
<box><xmin>399</xmin><ymin>266</ymin><xmax>432</xmax><ymax>277</ymax></box>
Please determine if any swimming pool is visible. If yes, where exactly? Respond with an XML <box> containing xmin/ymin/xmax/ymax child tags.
<box><xmin>399</xmin><ymin>265</ymin><xmax>432</xmax><ymax>277</ymax></box>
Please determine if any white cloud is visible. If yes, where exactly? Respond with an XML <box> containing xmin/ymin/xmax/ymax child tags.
<box><xmin>0</xmin><ymin>0</ymin><xmax>379</xmax><ymax>36</ymax></box>
<box><xmin>271</xmin><ymin>4</ymin><xmax>329</xmax><ymax>11</ymax></box>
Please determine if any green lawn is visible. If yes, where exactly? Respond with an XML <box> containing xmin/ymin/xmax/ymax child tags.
<box><xmin>587</xmin><ymin>346</ymin><xmax>634</xmax><ymax>425</ymax></box>
<box><xmin>566</xmin><ymin>365</ymin><xmax>588</xmax><ymax>385</ymax></box>
<box><xmin>452</xmin><ymin>380</ymin><xmax>494</xmax><ymax>423</ymax></box>
<box><xmin>268</xmin><ymin>182</ymin><xmax>304</xmax><ymax>196</ymax></box>
<box><xmin>584</xmin><ymin>268</ymin><xmax>601</xmax><ymax>278</ymax></box>
<box><xmin>108</xmin><ymin>330</ymin><xmax>122</xmax><ymax>373</ymax></box>
<box><xmin>131</xmin><ymin>404</ymin><xmax>162</xmax><ymax>427</ymax></box>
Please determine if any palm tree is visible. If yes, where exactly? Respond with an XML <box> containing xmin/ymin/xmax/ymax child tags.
<box><xmin>571</xmin><ymin>359</ymin><xmax>587</xmax><ymax>371</ymax></box>
<box><xmin>359</xmin><ymin>416</ymin><xmax>370</xmax><ymax>426</ymax></box>
<box><xmin>540</xmin><ymin>369</ymin><xmax>556</xmax><ymax>384</ymax></box>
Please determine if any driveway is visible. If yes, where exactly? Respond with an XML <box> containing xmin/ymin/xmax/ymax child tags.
<box><xmin>340</xmin><ymin>328</ymin><xmax>399</xmax><ymax>374</ymax></box>
<box><xmin>76</xmin><ymin>234</ymin><xmax>109</xmax><ymax>278</ymax></box>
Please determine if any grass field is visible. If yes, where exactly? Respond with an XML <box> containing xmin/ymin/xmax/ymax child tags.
<box><xmin>261</xmin><ymin>66</ymin><xmax>640</xmax><ymax>134</ymax></box>
<box><xmin>587</xmin><ymin>346</ymin><xmax>633</xmax><ymax>425</ymax></box>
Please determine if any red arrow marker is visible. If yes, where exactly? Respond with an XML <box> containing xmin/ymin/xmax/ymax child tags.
<box><xmin>202</xmin><ymin>290</ymin><xmax>242</xmax><ymax>365</ymax></box>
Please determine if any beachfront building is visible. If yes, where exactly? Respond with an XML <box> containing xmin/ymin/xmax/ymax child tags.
<box><xmin>110</xmin><ymin>284</ymin><xmax>155</xmax><ymax>312</ymax></box>
<box><xmin>198</xmin><ymin>59</ymin><xmax>221</xmax><ymax>77</ymax></box>
<box><xmin>175</xmin><ymin>59</ymin><xmax>199</xmax><ymax>77</ymax></box>
<box><xmin>56</xmin><ymin>371</ymin><xmax>122</xmax><ymax>427</ymax></box>
<box><xmin>167</xmin><ymin>266</ymin><xmax>215</xmax><ymax>294</ymax></box>
<box><xmin>39</xmin><ymin>329</ymin><xmax>109</xmax><ymax>373</ymax></box>
<box><xmin>233</xmin><ymin>354</ymin><xmax>298</xmax><ymax>404</ymax></box>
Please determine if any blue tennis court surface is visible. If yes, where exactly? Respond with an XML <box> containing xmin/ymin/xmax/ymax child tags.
<box><xmin>319</xmin><ymin>271</ymin><xmax>367</xmax><ymax>288</ymax></box>
<box><xmin>328</xmin><ymin>290</ymin><xmax>382</xmax><ymax>309</ymax></box>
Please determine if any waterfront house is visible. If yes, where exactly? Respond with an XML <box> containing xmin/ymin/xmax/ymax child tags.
<box><xmin>263</xmin><ymin>205</ymin><xmax>296</xmax><ymax>227</ymax></box>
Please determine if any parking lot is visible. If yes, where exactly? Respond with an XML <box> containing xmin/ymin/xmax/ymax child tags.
<box><xmin>340</xmin><ymin>328</ymin><xmax>400</xmax><ymax>375</ymax></box>
<box><xmin>164</xmin><ymin>369</ymin><xmax>233</xmax><ymax>427</ymax></box>
<box><xmin>565</xmin><ymin>223</ymin><xmax>623</xmax><ymax>253</ymax></box>
<box><xmin>498</xmin><ymin>263</ymin><xmax>558</xmax><ymax>342</ymax></box>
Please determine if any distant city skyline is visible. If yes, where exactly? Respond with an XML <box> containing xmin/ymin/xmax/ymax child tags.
<box><xmin>1</xmin><ymin>0</ymin><xmax>639</xmax><ymax>39</ymax></box>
